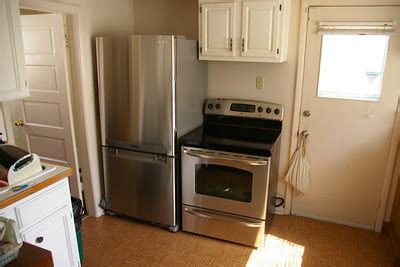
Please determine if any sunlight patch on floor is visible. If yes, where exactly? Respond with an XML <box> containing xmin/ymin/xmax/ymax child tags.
<box><xmin>246</xmin><ymin>234</ymin><xmax>305</xmax><ymax>266</ymax></box>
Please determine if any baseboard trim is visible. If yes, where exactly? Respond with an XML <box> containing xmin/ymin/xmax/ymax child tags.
<box><xmin>291</xmin><ymin>211</ymin><xmax>374</xmax><ymax>230</ymax></box>
<box><xmin>383</xmin><ymin>222</ymin><xmax>399</xmax><ymax>265</ymax></box>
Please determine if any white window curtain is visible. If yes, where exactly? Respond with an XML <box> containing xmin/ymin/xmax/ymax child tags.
<box><xmin>318</xmin><ymin>21</ymin><xmax>396</xmax><ymax>35</ymax></box>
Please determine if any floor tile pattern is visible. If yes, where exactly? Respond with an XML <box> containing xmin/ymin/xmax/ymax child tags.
<box><xmin>82</xmin><ymin>214</ymin><xmax>392</xmax><ymax>266</ymax></box>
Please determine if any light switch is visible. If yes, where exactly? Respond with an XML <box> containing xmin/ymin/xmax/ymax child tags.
<box><xmin>256</xmin><ymin>77</ymin><xmax>264</xmax><ymax>89</ymax></box>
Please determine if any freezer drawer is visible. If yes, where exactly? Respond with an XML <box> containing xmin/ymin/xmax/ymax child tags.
<box><xmin>103</xmin><ymin>147</ymin><xmax>176</xmax><ymax>226</ymax></box>
<box><xmin>182</xmin><ymin>205</ymin><xmax>265</xmax><ymax>247</ymax></box>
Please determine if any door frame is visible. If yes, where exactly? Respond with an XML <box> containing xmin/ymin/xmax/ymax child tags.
<box><xmin>14</xmin><ymin>0</ymin><xmax>100</xmax><ymax>217</ymax></box>
<box><xmin>287</xmin><ymin>0</ymin><xmax>400</xmax><ymax>232</ymax></box>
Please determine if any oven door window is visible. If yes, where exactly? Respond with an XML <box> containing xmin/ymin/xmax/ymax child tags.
<box><xmin>195</xmin><ymin>164</ymin><xmax>253</xmax><ymax>202</ymax></box>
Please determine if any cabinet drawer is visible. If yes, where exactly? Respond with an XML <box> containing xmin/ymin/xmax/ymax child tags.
<box><xmin>15</xmin><ymin>182</ymin><xmax>70</xmax><ymax>229</ymax></box>
<box><xmin>182</xmin><ymin>205</ymin><xmax>265</xmax><ymax>247</ymax></box>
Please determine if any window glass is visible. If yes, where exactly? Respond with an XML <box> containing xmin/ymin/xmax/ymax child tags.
<box><xmin>317</xmin><ymin>35</ymin><xmax>389</xmax><ymax>102</ymax></box>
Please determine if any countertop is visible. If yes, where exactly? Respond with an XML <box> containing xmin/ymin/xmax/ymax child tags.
<box><xmin>0</xmin><ymin>163</ymin><xmax>73</xmax><ymax>209</ymax></box>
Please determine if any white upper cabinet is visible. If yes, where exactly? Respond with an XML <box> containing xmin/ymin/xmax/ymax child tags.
<box><xmin>201</xmin><ymin>3</ymin><xmax>235</xmax><ymax>57</ymax></box>
<box><xmin>199</xmin><ymin>0</ymin><xmax>290</xmax><ymax>63</ymax></box>
<box><xmin>241</xmin><ymin>2</ymin><xmax>279</xmax><ymax>59</ymax></box>
<box><xmin>0</xmin><ymin>0</ymin><xmax>29</xmax><ymax>101</ymax></box>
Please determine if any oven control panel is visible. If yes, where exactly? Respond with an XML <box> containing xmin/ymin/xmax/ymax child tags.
<box><xmin>205</xmin><ymin>99</ymin><xmax>284</xmax><ymax>121</ymax></box>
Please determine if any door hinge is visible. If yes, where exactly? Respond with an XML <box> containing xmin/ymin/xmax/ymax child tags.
<box><xmin>277</xmin><ymin>48</ymin><xmax>280</xmax><ymax>55</ymax></box>
<box><xmin>279</xmin><ymin>4</ymin><xmax>282</xmax><ymax>11</ymax></box>
<box><xmin>199</xmin><ymin>6</ymin><xmax>202</xmax><ymax>13</ymax></box>
<box><xmin>199</xmin><ymin>47</ymin><xmax>202</xmax><ymax>53</ymax></box>
<box><xmin>65</xmin><ymin>34</ymin><xmax>70</xmax><ymax>48</ymax></box>
<box><xmin>24</xmin><ymin>80</ymin><xmax>28</xmax><ymax>87</ymax></box>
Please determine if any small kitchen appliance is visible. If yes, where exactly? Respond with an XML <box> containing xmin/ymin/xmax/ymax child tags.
<box><xmin>180</xmin><ymin>99</ymin><xmax>283</xmax><ymax>247</ymax></box>
<box><xmin>7</xmin><ymin>154</ymin><xmax>42</xmax><ymax>185</ymax></box>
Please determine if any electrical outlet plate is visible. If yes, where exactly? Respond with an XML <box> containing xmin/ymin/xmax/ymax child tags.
<box><xmin>256</xmin><ymin>76</ymin><xmax>264</xmax><ymax>89</ymax></box>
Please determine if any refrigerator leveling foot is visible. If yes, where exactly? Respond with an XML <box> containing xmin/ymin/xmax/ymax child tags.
<box><xmin>168</xmin><ymin>224</ymin><xmax>179</xmax><ymax>233</ymax></box>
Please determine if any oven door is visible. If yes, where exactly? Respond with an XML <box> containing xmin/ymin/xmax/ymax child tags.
<box><xmin>181</xmin><ymin>146</ymin><xmax>270</xmax><ymax>220</ymax></box>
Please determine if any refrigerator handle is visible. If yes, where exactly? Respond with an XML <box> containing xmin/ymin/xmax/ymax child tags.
<box><xmin>106</xmin><ymin>147</ymin><xmax>168</xmax><ymax>164</ymax></box>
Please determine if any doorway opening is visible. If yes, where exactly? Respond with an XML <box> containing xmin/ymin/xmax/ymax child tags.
<box><xmin>3</xmin><ymin>8</ymin><xmax>92</xmax><ymax>215</ymax></box>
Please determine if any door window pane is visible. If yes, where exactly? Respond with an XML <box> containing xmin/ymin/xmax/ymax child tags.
<box><xmin>195</xmin><ymin>164</ymin><xmax>252</xmax><ymax>202</ymax></box>
<box><xmin>317</xmin><ymin>35</ymin><xmax>389</xmax><ymax>102</ymax></box>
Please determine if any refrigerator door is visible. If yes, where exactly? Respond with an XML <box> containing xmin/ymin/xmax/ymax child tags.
<box><xmin>103</xmin><ymin>147</ymin><xmax>176</xmax><ymax>226</ymax></box>
<box><xmin>97</xmin><ymin>35</ymin><xmax>176</xmax><ymax>155</ymax></box>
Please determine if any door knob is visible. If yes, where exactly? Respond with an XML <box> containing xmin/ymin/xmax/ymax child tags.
<box><xmin>301</xmin><ymin>130</ymin><xmax>310</xmax><ymax>137</ymax></box>
<box><xmin>303</xmin><ymin>110</ymin><xmax>311</xmax><ymax>117</ymax></box>
<box><xmin>14</xmin><ymin>119</ymin><xmax>24</xmax><ymax>126</ymax></box>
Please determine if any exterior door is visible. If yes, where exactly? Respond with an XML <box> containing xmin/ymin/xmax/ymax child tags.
<box><xmin>241</xmin><ymin>1</ymin><xmax>280</xmax><ymax>59</ymax></box>
<box><xmin>201</xmin><ymin>2</ymin><xmax>235</xmax><ymax>57</ymax></box>
<box><xmin>292</xmin><ymin>6</ymin><xmax>400</xmax><ymax>229</ymax></box>
<box><xmin>15</xmin><ymin>14</ymin><xmax>81</xmax><ymax>198</ymax></box>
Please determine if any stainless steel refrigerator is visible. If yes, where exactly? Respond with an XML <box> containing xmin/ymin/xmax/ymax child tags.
<box><xmin>96</xmin><ymin>35</ymin><xmax>207</xmax><ymax>231</ymax></box>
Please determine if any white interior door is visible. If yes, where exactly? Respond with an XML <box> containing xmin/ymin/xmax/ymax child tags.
<box><xmin>15</xmin><ymin>14</ymin><xmax>81</xmax><ymax>199</ymax></box>
<box><xmin>292</xmin><ymin>6</ymin><xmax>400</xmax><ymax>229</ymax></box>
<box><xmin>201</xmin><ymin>2</ymin><xmax>235</xmax><ymax>57</ymax></box>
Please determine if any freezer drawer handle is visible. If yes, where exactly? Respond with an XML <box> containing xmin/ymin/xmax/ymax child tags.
<box><xmin>107</xmin><ymin>148</ymin><xmax>168</xmax><ymax>164</ymax></box>
<box><xmin>184</xmin><ymin>207</ymin><xmax>262</xmax><ymax>228</ymax></box>
<box><xmin>154</xmin><ymin>155</ymin><xmax>167</xmax><ymax>163</ymax></box>
<box><xmin>183</xmin><ymin>149</ymin><xmax>267</xmax><ymax>166</ymax></box>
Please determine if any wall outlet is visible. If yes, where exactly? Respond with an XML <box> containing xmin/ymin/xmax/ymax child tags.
<box><xmin>256</xmin><ymin>76</ymin><xmax>264</xmax><ymax>89</ymax></box>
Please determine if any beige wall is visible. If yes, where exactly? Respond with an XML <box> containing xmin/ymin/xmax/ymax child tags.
<box><xmin>208</xmin><ymin>1</ymin><xmax>300</xmax><ymax>195</ymax></box>
<box><xmin>133</xmin><ymin>0</ymin><xmax>301</xmax><ymax>197</ymax></box>
<box><xmin>134</xmin><ymin>0</ymin><xmax>198</xmax><ymax>40</ymax></box>
<box><xmin>77</xmin><ymin>0</ymin><xmax>135</xmax><ymax>216</ymax></box>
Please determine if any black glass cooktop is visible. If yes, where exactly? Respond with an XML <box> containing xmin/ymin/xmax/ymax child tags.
<box><xmin>180</xmin><ymin>125</ymin><xmax>281</xmax><ymax>157</ymax></box>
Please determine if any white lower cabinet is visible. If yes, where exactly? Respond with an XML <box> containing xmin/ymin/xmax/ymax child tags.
<box><xmin>21</xmin><ymin>207</ymin><xmax>77</xmax><ymax>267</ymax></box>
<box><xmin>1</xmin><ymin>178</ymin><xmax>80</xmax><ymax>267</ymax></box>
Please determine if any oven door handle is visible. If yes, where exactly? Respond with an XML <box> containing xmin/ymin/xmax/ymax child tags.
<box><xmin>184</xmin><ymin>207</ymin><xmax>263</xmax><ymax>228</ymax></box>
<box><xmin>182</xmin><ymin>149</ymin><xmax>267</xmax><ymax>166</ymax></box>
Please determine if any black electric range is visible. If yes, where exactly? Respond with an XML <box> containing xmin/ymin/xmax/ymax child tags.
<box><xmin>180</xmin><ymin>100</ymin><xmax>283</xmax><ymax>157</ymax></box>
<box><xmin>179</xmin><ymin>99</ymin><xmax>284</xmax><ymax>248</ymax></box>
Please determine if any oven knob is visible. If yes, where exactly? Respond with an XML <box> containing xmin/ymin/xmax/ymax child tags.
<box><xmin>274</xmin><ymin>109</ymin><xmax>280</xmax><ymax>115</ymax></box>
<box><xmin>257</xmin><ymin>106</ymin><xmax>263</xmax><ymax>113</ymax></box>
<box><xmin>266</xmin><ymin>107</ymin><xmax>272</xmax><ymax>114</ymax></box>
<box><xmin>215</xmin><ymin>103</ymin><xmax>221</xmax><ymax>109</ymax></box>
<box><xmin>208</xmin><ymin>103</ymin><xmax>214</xmax><ymax>109</ymax></box>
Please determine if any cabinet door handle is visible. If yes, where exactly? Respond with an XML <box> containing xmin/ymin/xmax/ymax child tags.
<box><xmin>36</xmin><ymin>236</ymin><xmax>44</xmax><ymax>243</ymax></box>
<box><xmin>229</xmin><ymin>38</ymin><xmax>233</xmax><ymax>51</ymax></box>
<box><xmin>241</xmin><ymin>38</ymin><xmax>245</xmax><ymax>52</ymax></box>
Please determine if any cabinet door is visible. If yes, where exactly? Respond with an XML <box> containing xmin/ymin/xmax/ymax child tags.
<box><xmin>201</xmin><ymin>3</ymin><xmax>235</xmax><ymax>57</ymax></box>
<box><xmin>241</xmin><ymin>1</ymin><xmax>280</xmax><ymax>59</ymax></box>
<box><xmin>21</xmin><ymin>207</ymin><xmax>79</xmax><ymax>267</ymax></box>
<box><xmin>0</xmin><ymin>0</ymin><xmax>29</xmax><ymax>101</ymax></box>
